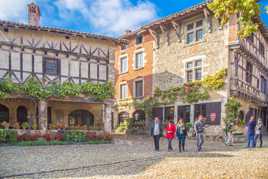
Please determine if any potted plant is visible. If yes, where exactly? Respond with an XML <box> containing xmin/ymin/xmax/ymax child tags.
<box><xmin>21</xmin><ymin>122</ymin><xmax>30</xmax><ymax>130</ymax></box>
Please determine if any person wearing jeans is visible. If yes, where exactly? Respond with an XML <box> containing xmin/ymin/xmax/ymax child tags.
<box><xmin>254</xmin><ymin>118</ymin><xmax>263</xmax><ymax>148</ymax></box>
<box><xmin>194</xmin><ymin>115</ymin><xmax>205</xmax><ymax>152</ymax></box>
<box><xmin>150</xmin><ymin>117</ymin><xmax>163</xmax><ymax>151</ymax></box>
<box><xmin>246</xmin><ymin>116</ymin><xmax>256</xmax><ymax>148</ymax></box>
<box><xmin>164</xmin><ymin>120</ymin><xmax>176</xmax><ymax>151</ymax></box>
<box><xmin>176</xmin><ymin>118</ymin><xmax>187</xmax><ymax>152</ymax></box>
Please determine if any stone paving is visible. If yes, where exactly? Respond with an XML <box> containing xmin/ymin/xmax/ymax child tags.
<box><xmin>0</xmin><ymin>136</ymin><xmax>268</xmax><ymax>179</ymax></box>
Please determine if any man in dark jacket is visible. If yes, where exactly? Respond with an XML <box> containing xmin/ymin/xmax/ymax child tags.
<box><xmin>150</xmin><ymin>117</ymin><xmax>163</xmax><ymax>151</ymax></box>
<box><xmin>247</xmin><ymin>116</ymin><xmax>257</xmax><ymax>148</ymax></box>
<box><xmin>194</xmin><ymin>115</ymin><xmax>205</xmax><ymax>152</ymax></box>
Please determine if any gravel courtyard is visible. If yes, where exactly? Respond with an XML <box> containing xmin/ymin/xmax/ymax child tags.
<box><xmin>0</xmin><ymin>136</ymin><xmax>268</xmax><ymax>179</ymax></box>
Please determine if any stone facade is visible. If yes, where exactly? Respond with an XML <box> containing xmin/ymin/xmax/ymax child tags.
<box><xmin>114</xmin><ymin>3</ymin><xmax>268</xmax><ymax>134</ymax></box>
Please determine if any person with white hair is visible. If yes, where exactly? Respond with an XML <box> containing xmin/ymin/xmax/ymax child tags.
<box><xmin>254</xmin><ymin>118</ymin><xmax>263</xmax><ymax>148</ymax></box>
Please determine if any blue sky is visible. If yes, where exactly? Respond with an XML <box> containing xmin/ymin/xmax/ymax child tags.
<box><xmin>0</xmin><ymin>0</ymin><xmax>267</xmax><ymax>37</ymax></box>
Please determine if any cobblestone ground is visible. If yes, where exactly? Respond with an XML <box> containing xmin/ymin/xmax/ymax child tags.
<box><xmin>0</xmin><ymin>136</ymin><xmax>268</xmax><ymax>179</ymax></box>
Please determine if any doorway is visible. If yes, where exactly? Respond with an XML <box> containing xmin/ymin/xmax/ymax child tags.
<box><xmin>177</xmin><ymin>105</ymin><xmax>191</xmax><ymax>123</ymax></box>
<box><xmin>17</xmin><ymin>106</ymin><xmax>28</xmax><ymax>125</ymax></box>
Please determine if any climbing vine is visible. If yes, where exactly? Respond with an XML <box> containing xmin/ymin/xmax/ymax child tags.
<box><xmin>224</xmin><ymin>97</ymin><xmax>241</xmax><ymax>132</ymax></box>
<box><xmin>208</xmin><ymin>0</ymin><xmax>261</xmax><ymax>38</ymax></box>
<box><xmin>202</xmin><ymin>69</ymin><xmax>227</xmax><ymax>90</ymax></box>
<box><xmin>133</xmin><ymin>69</ymin><xmax>227</xmax><ymax>117</ymax></box>
<box><xmin>0</xmin><ymin>78</ymin><xmax>114</xmax><ymax>101</ymax></box>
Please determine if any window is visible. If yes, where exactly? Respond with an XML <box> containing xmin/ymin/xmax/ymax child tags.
<box><xmin>185</xmin><ymin>59</ymin><xmax>202</xmax><ymax>82</ymax></box>
<box><xmin>259</xmin><ymin>42</ymin><xmax>265</xmax><ymax>57</ymax></box>
<box><xmin>134</xmin><ymin>80</ymin><xmax>143</xmax><ymax>98</ymax></box>
<box><xmin>248</xmin><ymin>35</ymin><xmax>254</xmax><ymax>44</ymax></box>
<box><xmin>120</xmin><ymin>56</ymin><xmax>128</xmax><ymax>73</ymax></box>
<box><xmin>44</xmin><ymin>58</ymin><xmax>59</xmax><ymax>76</ymax></box>
<box><xmin>120</xmin><ymin>83</ymin><xmax>128</xmax><ymax>99</ymax></box>
<box><xmin>261</xmin><ymin>76</ymin><xmax>267</xmax><ymax>94</ymax></box>
<box><xmin>121</xmin><ymin>44</ymin><xmax>128</xmax><ymax>50</ymax></box>
<box><xmin>186</xmin><ymin>20</ymin><xmax>204</xmax><ymax>44</ymax></box>
<box><xmin>194</xmin><ymin>102</ymin><xmax>221</xmax><ymax>125</ymax></box>
<box><xmin>68</xmin><ymin>110</ymin><xmax>94</xmax><ymax>129</ymax></box>
<box><xmin>135</xmin><ymin>52</ymin><xmax>144</xmax><ymax>69</ymax></box>
<box><xmin>245</xmin><ymin>62</ymin><xmax>253</xmax><ymax>84</ymax></box>
<box><xmin>136</xmin><ymin>34</ymin><xmax>143</xmax><ymax>45</ymax></box>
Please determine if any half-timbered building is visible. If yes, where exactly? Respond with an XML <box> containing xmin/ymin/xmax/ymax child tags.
<box><xmin>0</xmin><ymin>3</ymin><xmax>119</xmax><ymax>132</ymax></box>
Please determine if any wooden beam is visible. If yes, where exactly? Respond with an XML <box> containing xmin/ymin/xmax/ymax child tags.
<box><xmin>148</xmin><ymin>29</ymin><xmax>157</xmax><ymax>41</ymax></box>
<box><xmin>203</xmin><ymin>7</ymin><xmax>212</xmax><ymax>33</ymax></box>
<box><xmin>171</xmin><ymin>21</ymin><xmax>182</xmax><ymax>42</ymax></box>
<box><xmin>159</xmin><ymin>25</ymin><xmax>166</xmax><ymax>33</ymax></box>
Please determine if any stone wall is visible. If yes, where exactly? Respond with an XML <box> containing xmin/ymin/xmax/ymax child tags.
<box><xmin>153</xmin><ymin>14</ymin><xmax>229</xmax><ymax>92</ymax></box>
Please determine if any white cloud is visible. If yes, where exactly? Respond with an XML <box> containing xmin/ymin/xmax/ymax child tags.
<box><xmin>56</xmin><ymin>0</ymin><xmax>157</xmax><ymax>36</ymax></box>
<box><xmin>0</xmin><ymin>0</ymin><xmax>32</xmax><ymax>22</ymax></box>
<box><xmin>0</xmin><ymin>0</ymin><xmax>157</xmax><ymax>36</ymax></box>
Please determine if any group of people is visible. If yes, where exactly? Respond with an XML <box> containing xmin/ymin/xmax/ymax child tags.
<box><xmin>151</xmin><ymin>114</ymin><xmax>265</xmax><ymax>152</ymax></box>
<box><xmin>150</xmin><ymin>114</ymin><xmax>205</xmax><ymax>152</ymax></box>
<box><xmin>246</xmin><ymin>116</ymin><xmax>263</xmax><ymax>148</ymax></box>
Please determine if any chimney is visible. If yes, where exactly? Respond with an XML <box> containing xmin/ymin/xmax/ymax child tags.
<box><xmin>28</xmin><ymin>2</ymin><xmax>41</xmax><ymax>26</ymax></box>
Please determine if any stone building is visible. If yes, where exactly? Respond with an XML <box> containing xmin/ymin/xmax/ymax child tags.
<box><xmin>115</xmin><ymin>2</ymin><xmax>268</xmax><ymax>133</ymax></box>
<box><xmin>0</xmin><ymin>3</ymin><xmax>119</xmax><ymax>133</ymax></box>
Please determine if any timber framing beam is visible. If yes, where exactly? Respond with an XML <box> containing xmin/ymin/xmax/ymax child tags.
<box><xmin>171</xmin><ymin>21</ymin><xmax>182</xmax><ymax>42</ymax></box>
<box><xmin>203</xmin><ymin>7</ymin><xmax>212</xmax><ymax>33</ymax></box>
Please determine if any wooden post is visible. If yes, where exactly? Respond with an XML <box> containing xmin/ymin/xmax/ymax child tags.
<box><xmin>103</xmin><ymin>103</ymin><xmax>112</xmax><ymax>133</ymax></box>
<box><xmin>38</xmin><ymin>100</ymin><xmax>47</xmax><ymax>130</ymax></box>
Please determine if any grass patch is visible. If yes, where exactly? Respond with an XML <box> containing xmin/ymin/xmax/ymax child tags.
<box><xmin>1</xmin><ymin>139</ymin><xmax>112</xmax><ymax>146</ymax></box>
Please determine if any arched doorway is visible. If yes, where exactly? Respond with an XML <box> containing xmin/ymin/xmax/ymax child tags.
<box><xmin>68</xmin><ymin>110</ymin><xmax>94</xmax><ymax>129</ymax></box>
<box><xmin>0</xmin><ymin>104</ymin><xmax>9</xmax><ymax>124</ymax></box>
<box><xmin>132</xmin><ymin>110</ymin><xmax>145</xmax><ymax>129</ymax></box>
<box><xmin>132</xmin><ymin>110</ymin><xmax>145</xmax><ymax>122</ymax></box>
<box><xmin>118</xmin><ymin>111</ymin><xmax>129</xmax><ymax>124</ymax></box>
<box><xmin>17</xmin><ymin>106</ymin><xmax>28</xmax><ymax>125</ymax></box>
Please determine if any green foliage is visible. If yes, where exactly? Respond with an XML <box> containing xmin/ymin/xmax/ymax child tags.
<box><xmin>186</xmin><ymin>122</ymin><xmax>193</xmax><ymax>129</ymax></box>
<box><xmin>224</xmin><ymin>98</ymin><xmax>241</xmax><ymax>132</ymax></box>
<box><xmin>115</xmin><ymin>119</ymin><xmax>132</xmax><ymax>134</ymax></box>
<box><xmin>20</xmin><ymin>78</ymin><xmax>50</xmax><ymax>99</ymax></box>
<box><xmin>0</xmin><ymin>79</ymin><xmax>19</xmax><ymax>98</ymax></box>
<box><xmin>202</xmin><ymin>69</ymin><xmax>227</xmax><ymax>90</ymax></box>
<box><xmin>0</xmin><ymin>78</ymin><xmax>113</xmax><ymax>101</ymax></box>
<box><xmin>133</xmin><ymin>97</ymin><xmax>158</xmax><ymax>119</ymax></box>
<box><xmin>133</xmin><ymin>69</ymin><xmax>226</xmax><ymax>122</ymax></box>
<box><xmin>181</xmin><ymin>82</ymin><xmax>209</xmax><ymax>103</ymax></box>
<box><xmin>63</xmin><ymin>130</ymin><xmax>86</xmax><ymax>142</ymax></box>
<box><xmin>21</xmin><ymin>122</ymin><xmax>30</xmax><ymax>129</ymax></box>
<box><xmin>6</xmin><ymin>130</ymin><xmax>17</xmax><ymax>143</ymax></box>
<box><xmin>0</xmin><ymin>129</ymin><xmax>7</xmax><ymax>142</ymax></box>
<box><xmin>0</xmin><ymin>129</ymin><xmax>17</xmax><ymax>143</ymax></box>
<box><xmin>87</xmin><ymin>140</ymin><xmax>111</xmax><ymax>144</ymax></box>
<box><xmin>208</xmin><ymin>0</ymin><xmax>260</xmax><ymax>38</ymax></box>
<box><xmin>58</xmin><ymin>82</ymin><xmax>81</xmax><ymax>97</ymax></box>
<box><xmin>81</xmin><ymin>82</ymin><xmax>114</xmax><ymax>101</ymax></box>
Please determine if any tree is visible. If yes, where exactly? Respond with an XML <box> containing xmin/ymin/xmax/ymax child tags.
<box><xmin>208</xmin><ymin>0</ymin><xmax>263</xmax><ymax>38</ymax></box>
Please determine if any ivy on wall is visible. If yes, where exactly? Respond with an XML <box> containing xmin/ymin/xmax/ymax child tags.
<box><xmin>0</xmin><ymin>78</ymin><xmax>114</xmax><ymax>101</ymax></box>
<box><xmin>224</xmin><ymin>97</ymin><xmax>241</xmax><ymax>132</ymax></box>
<box><xmin>133</xmin><ymin>69</ymin><xmax>227</xmax><ymax>117</ymax></box>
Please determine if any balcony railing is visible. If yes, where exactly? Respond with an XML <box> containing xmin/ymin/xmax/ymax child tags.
<box><xmin>230</xmin><ymin>77</ymin><xmax>267</xmax><ymax>103</ymax></box>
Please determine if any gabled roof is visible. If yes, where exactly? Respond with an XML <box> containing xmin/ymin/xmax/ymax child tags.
<box><xmin>0</xmin><ymin>20</ymin><xmax>122</xmax><ymax>44</ymax></box>
<box><xmin>121</xmin><ymin>2</ymin><xmax>208</xmax><ymax>38</ymax></box>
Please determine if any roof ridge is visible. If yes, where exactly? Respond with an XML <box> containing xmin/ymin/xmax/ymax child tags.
<box><xmin>120</xmin><ymin>1</ymin><xmax>208</xmax><ymax>38</ymax></box>
<box><xmin>0</xmin><ymin>19</ymin><xmax>121</xmax><ymax>43</ymax></box>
